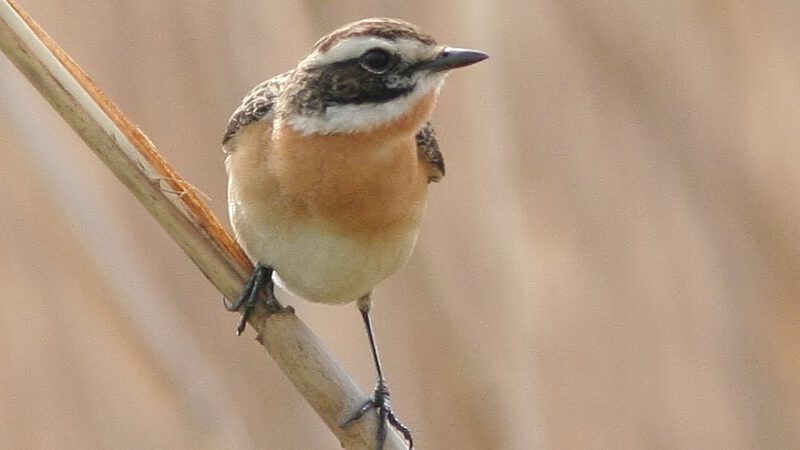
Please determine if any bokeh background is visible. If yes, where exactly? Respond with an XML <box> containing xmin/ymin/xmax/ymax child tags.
<box><xmin>2</xmin><ymin>1</ymin><xmax>800</xmax><ymax>449</ymax></box>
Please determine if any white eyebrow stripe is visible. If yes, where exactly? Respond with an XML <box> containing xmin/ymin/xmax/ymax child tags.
<box><xmin>306</xmin><ymin>36</ymin><xmax>393</xmax><ymax>67</ymax></box>
<box><xmin>305</xmin><ymin>37</ymin><xmax>436</xmax><ymax>68</ymax></box>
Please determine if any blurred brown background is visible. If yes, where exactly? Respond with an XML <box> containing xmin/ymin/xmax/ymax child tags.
<box><xmin>2</xmin><ymin>1</ymin><xmax>800</xmax><ymax>449</ymax></box>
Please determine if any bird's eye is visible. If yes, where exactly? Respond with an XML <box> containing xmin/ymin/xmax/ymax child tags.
<box><xmin>360</xmin><ymin>48</ymin><xmax>393</xmax><ymax>73</ymax></box>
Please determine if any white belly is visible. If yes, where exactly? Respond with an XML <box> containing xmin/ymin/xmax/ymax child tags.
<box><xmin>230</xmin><ymin>201</ymin><xmax>423</xmax><ymax>304</ymax></box>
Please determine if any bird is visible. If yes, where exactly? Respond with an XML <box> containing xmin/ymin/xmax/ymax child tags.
<box><xmin>221</xmin><ymin>17</ymin><xmax>487</xmax><ymax>449</ymax></box>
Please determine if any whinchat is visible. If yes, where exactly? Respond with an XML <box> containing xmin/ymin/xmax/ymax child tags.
<box><xmin>222</xmin><ymin>17</ymin><xmax>487</xmax><ymax>449</ymax></box>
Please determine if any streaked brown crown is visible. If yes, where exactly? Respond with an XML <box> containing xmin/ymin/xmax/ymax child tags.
<box><xmin>312</xmin><ymin>18</ymin><xmax>437</xmax><ymax>53</ymax></box>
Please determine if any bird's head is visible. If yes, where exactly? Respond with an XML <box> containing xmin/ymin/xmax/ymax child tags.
<box><xmin>276</xmin><ymin>18</ymin><xmax>487</xmax><ymax>136</ymax></box>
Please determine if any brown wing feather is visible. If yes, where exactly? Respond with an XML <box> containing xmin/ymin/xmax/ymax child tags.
<box><xmin>222</xmin><ymin>71</ymin><xmax>292</xmax><ymax>148</ymax></box>
<box><xmin>416</xmin><ymin>122</ymin><xmax>444</xmax><ymax>182</ymax></box>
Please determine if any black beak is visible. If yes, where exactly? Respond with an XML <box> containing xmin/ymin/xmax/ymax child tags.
<box><xmin>418</xmin><ymin>47</ymin><xmax>488</xmax><ymax>72</ymax></box>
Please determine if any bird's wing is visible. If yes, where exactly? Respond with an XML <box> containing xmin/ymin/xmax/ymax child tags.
<box><xmin>222</xmin><ymin>71</ymin><xmax>292</xmax><ymax>149</ymax></box>
<box><xmin>416</xmin><ymin>121</ymin><xmax>444</xmax><ymax>183</ymax></box>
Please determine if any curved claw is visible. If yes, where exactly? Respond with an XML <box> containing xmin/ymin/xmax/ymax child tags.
<box><xmin>222</xmin><ymin>295</ymin><xmax>241</xmax><ymax>312</ymax></box>
<box><xmin>224</xmin><ymin>265</ymin><xmax>263</xmax><ymax>312</ymax></box>
<box><xmin>342</xmin><ymin>398</ymin><xmax>375</xmax><ymax>426</ymax></box>
<box><xmin>387</xmin><ymin>412</ymin><xmax>413</xmax><ymax>449</ymax></box>
<box><xmin>342</xmin><ymin>382</ymin><xmax>413</xmax><ymax>450</ymax></box>
<box><xmin>225</xmin><ymin>264</ymin><xmax>278</xmax><ymax>335</ymax></box>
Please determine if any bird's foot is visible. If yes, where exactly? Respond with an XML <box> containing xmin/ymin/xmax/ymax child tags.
<box><xmin>223</xmin><ymin>263</ymin><xmax>279</xmax><ymax>335</ymax></box>
<box><xmin>342</xmin><ymin>380</ymin><xmax>413</xmax><ymax>450</ymax></box>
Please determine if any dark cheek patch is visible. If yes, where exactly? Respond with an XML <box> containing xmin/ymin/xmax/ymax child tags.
<box><xmin>320</xmin><ymin>61</ymin><xmax>415</xmax><ymax>106</ymax></box>
<box><xmin>330</xmin><ymin>75</ymin><xmax>362</xmax><ymax>101</ymax></box>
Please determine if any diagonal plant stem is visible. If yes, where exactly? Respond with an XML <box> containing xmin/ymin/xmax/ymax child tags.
<box><xmin>0</xmin><ymin>1</ymin><xmax>408</xmax><ymax>449</ymax></box>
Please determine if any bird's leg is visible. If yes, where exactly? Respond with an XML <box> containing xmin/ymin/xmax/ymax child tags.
<box><xmin>342</xmin><ymin>294</ymin><xmax>413</xmax><ymax>450</ymax></box>
<box><xmin>223</xmin><ymin>263</ymin><xmax>279</xmax><ymax>335</ymax></box>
